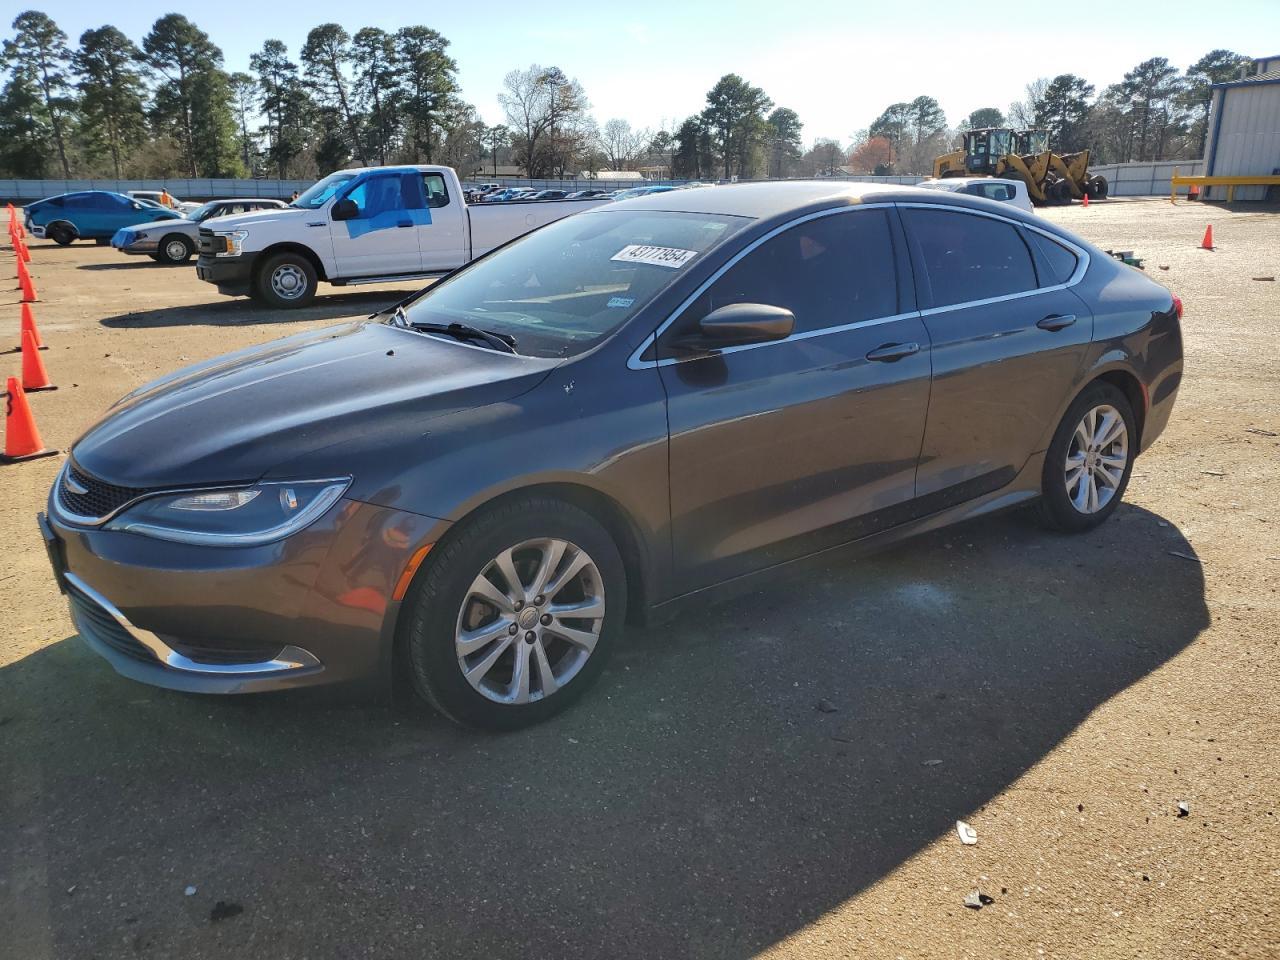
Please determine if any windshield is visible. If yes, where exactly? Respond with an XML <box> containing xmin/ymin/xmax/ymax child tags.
<box><xmin>191</xmin><ymin>202</ymin><xmax>220</xmax><ymax>222</ymax></box>
<box><xmin>291</xmin><ymin>172</ymin><xmax>357</xmax><ymax>209</ymax></box>
<box><xmin>399</xmin><ymin>210</ymin><xmax>749</xmax><ymax>358</ymax></box>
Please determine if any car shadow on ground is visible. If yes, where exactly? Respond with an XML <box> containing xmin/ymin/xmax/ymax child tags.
<box><xmin>98</xmin><ymin>290</ymin><xmax>422</xmax><ymax>328</ymax></box>
<box><xmin>77</xmin><ymin>260</ymin><xmax>175</xmax><ymax>271</ymax></box>
<box><xmin>0</xmin><ymin>504</ymin><xmax>1208</xmax><ymax>959</ymax></box>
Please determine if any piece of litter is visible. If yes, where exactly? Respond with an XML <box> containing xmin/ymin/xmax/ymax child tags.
<box><xmin>922</xmin><ymin>758</ymin><xmax>943</xmax><ymax>767</ymax></box>
<box><xmin>1168</xmin><ymin>551</ymin><xmax>1201</xmax><ymax>563</ymax></box>
<box><xmin>1201</xmin><ymin>470</ymin><xmax>1225</xmax><ymax>476</ymax></box>
<box><xmin>567</xmin><ymin>738</ymin><xmax>579</xmax><ymax>744</ymax></box>
<box><xmin>1177</xmin><ymin>801</ymin><xmax>1190</xmax><ymax>818</ymax></box>
<box><xmin>66</xmin><ymin>885</ymin><xmax>76</xmax><ymax>896</ymax></box>
<box><xmin>1251</xmin><ymin>276</ymin><xmax>1275</xmax><ymax>281</ymax></box>
<box><xmin>1157</xmin><ymin>264</ymin><xmax>1169</xmax><ymax>270</ymax></box>
<box><xmin>1245</xmin><ymin>428</ymin><xmax>1278</xmax><ymax>437</ymax></box>
<box><xmin>963</xmin><ymin>890</ymin><xmax>995</xmax><ymax>909</ymax></box>
<box><xmin>816</xmin><ymin>698</ymin><xmax>838</xmax><ymax>714</ymax></box>
<box><xmin>956</xmin><ymin>820</ymin><xmax>978</xmax><ymax>845</ymax></box>
<box><xmin>184</xmin><ymin>885</ymin><xmax>197</xmax><ymax>897</ymax></box>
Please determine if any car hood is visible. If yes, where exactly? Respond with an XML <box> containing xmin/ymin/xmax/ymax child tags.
<box><xmin>70</xmin><ymin>320</ymin><xmax>559</xmax><ymax>491</ymax></box>
<box><xmin>199</xmin><ymin>206</ymin><xmax>312</xmax><ymax>231</ymax></box>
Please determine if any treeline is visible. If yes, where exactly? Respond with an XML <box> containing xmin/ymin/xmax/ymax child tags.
<box><xmin>842</xmin><ymin>50</ymin><xmax>1252</xmax><ymax>176</ymax></box>
<box><xmin>0</xmin><ymin>10</ymin><xmax>1257</xmax><ymax>183</ymax></box>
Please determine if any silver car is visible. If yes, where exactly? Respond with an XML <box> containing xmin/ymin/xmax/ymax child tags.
<box><xmin>111</xmin><ymin>199</ymin><xmax>287</xmax><ymax>264</ymax></box>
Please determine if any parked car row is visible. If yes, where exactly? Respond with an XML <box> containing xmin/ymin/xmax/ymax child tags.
<box><xmin>462</xmin><ymin>183</ymin><xmax>709</xmax><ymax>203</ymax></box>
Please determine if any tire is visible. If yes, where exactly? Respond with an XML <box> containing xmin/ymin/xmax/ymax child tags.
<box><xmin>402</xmin><ymin>496</ymin><xmax>627</xmax><ymax>730</ymax></box>
<box><xmin>155</xmin><ymin>234</ymin><xmax>193</xmax><ymax>264</ymax></box>
<box><xmin>254</xmin><ymin>251</ymin><xmax>317</xmax><ymax>308</ymax></box>
<box><xmin>1088</xmin><ymin>175</ymin><xmax>1109</xmax><ymax>200</ymax></box>
<box><xmin>48</xmin><ymin>223</ymin><xmax>75</xmax><ymax>246</ymax></box>
<box><xmin>1039</xmin><ymin>382</ymin><xmax>1136</xmax><ymax>533</ymax></box>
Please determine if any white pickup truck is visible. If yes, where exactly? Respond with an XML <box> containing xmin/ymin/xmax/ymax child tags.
<box><xmin>195</xmin><ymin>165</ymin><xmax>608</xmax><ymax>308</ymax></box>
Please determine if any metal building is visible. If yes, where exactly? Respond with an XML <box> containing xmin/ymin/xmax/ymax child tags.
<box><xmin>1203</xmin><ymin>56</ymin><xmax>1280</xmax><ymax>200</ymax></box>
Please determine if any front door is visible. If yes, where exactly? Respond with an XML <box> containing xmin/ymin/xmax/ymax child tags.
<box><xmin>899</xmin><ymin>205</ymin><xmax>1094</xmax><ymax>497</ymax></box>
<box><xmin>656</xmin><ymin>207</ymin><xmax>932</xmax><ymax>591</ymax></box>
<box><xmin>329</xmin><ymin>171</ymin><xmax>428</xmax><ymax>277</ymax></box>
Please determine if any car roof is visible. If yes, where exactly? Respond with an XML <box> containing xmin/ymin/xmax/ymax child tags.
<box><xmin>610</xmin><ymin>180</ymin><xmax>1032</xmax><ymax>220</ymax></box>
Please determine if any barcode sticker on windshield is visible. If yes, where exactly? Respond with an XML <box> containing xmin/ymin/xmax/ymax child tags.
<box><xmin>610</xmin><ymin>244</ymin><xmax>699</xmax><ymax>269</ymax></box>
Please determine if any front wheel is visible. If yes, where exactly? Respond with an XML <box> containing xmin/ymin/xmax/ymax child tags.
<box><xmin>1039</xmin><ymin>382</ymin><xmax>1136</xmax><ymax>532</ymax></box>
<box><xmin>48</xmin><ymin>223</ymin><xmax>75</xmax><ymax>246</ymax></box>
<box><xmin>403</xmin><ymin>497</ymin><xmax>627</xmax><ymax>730</ymax></box>
<box><xmin>155</xmin><ymin>234</ymin><xmax>193</xmax><ymax>264</ymax></box>
<box><xmin>254</xmin><ymin>252</ymin><xmax>317</xmax><ymax>308</ymax></box>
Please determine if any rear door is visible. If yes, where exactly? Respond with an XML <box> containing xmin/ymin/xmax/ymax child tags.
<box><xmin>656</xmin><ymin>206</ymin><xmax>932</xmax><ymax>591</ymax></box>
<box><xmin>899</xmin><ymin>204</ymin><xmax>1093</xmax><ymax>498</ymax></box>
<box><xmin>417</xmin><ymin>172</ymin><xmax>466</xmax><ymax>273</ymax></box>
<box><xmin>329</xmin><ymin>171</ymin><xmax>429</xmax><ymax>277</ymax></box>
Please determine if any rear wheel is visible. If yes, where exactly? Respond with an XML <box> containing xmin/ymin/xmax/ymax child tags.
<box><xmin>1039</xmin><ymin>382</ymin><xmax>1136</xmax><ymax>532</ymax></box>
<box><xmin>254</xmin><ymin>252</ymin><xmax>317</xmax><ymax>308</ymax></box>
<box><xmin>155</xmin><ymin>234</ymin><xmax>193</xmax><ymax>264</ymax></box>
<box><xmin>403</xmin><ymin>497</ymin><xmax>626</xmax><ymax>730</ymax></box>
<box><xmin>1087</xmin><ymin>175</ymin><xmax>1109</xmax><ymax>200</ymax></box>
<box><xmin>48</xmin><ymin>223</ymin><xmax>75</xmax><ymax>246</ymax></box>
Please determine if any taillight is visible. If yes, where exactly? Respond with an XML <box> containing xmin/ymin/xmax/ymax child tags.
<box><xmin>1172</xmin><ymin>295</ymin><xmax>1183</xmax><ymax>319</ymax></box>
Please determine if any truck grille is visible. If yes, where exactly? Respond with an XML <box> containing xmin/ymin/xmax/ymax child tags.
<box><xmin>67</xmin><ymin>580</ymin><xmax>157</xmax><ymax>663</ymax></box>
<box><xmin>57</xmin><ymin>462</ymin><xmax>153</xmax><ymax>522</ymax></box>
<box><xmin>197</xmin><ymin>228</ymin><xmax>227</xmax><ymax>256</ymax></box>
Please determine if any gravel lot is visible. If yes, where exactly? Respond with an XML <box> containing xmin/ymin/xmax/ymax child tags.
<box><xmin>1</xmin><ymin>199</ymin><xmax>1277</xmax><ymax>960</ymax></box>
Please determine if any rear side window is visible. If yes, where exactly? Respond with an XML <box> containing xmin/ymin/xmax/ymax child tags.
<box><xmin>1026</xmin><ymin>231</ymin><xmax>1080</xmax><ymax>286</ymax></box>
<box><xmin>423</xmin><ymin>173</ymin><xmax>450</xmax><ymax>209</ymax></box>
<box><xmin>903</xmin><ymin>208</ymin><xmax>1037</xmax><ymax>308</ymax></box>
<box><xmin>966</xmin><ymin>182</ymin><xmax>1013</xmax><ymax>202</ymax></box>
<box><xmin>682</xmin><ymin>210</ymin><xmax>898</xmax><ymax>336</ymax></box>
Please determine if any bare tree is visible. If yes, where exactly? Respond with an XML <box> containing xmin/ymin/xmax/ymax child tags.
<box><xmin>499</xmin><ymin>64</ymin><xmax>588</xmax><ymax>177</ymax></box>
<box><xmin>597</xmin><ymin>118</ymin><xmax>649</xmax><ymax>171</ymax></box>
<box><xmin>1007</xmin><ymin>77</ymin><xmax>1050</xmax><ymax>129</ymax></box>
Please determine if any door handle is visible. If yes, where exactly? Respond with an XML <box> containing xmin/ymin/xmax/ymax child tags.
<box><xmin>397</xmin><ymin>220</ymin><xmax>413</xmax><ymax>228</ymax></box>
<box><xmin>865</xmin><ymin>342</ymin><xmax>920</xmax><ymax>363</ymax></box>
<box><xmin>1037</xmin><ymin>313</ymin><xmax>1076</xmax><ymax>331</ymax></box>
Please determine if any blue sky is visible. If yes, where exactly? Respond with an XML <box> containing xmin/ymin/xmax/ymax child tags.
<box><xmin>17</xmin><ymin>0</ymin><xmax>1280</xmax><ymax>146</ymax></box>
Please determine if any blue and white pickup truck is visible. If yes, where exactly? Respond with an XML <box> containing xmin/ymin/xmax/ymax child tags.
<box><xmin>195</xmin><ymin>165</ymin><xmax>609</xmax><ymax>308</ymax></box>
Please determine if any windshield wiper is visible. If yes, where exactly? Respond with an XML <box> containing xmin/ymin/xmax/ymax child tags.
<box><xmin>394</xmin><ymin>307</ymin><xmax>517</xmax><ymax>354</ymax></box>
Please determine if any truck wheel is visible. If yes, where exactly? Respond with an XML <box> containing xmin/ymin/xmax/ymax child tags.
<box><xmin>255</xmin><ymin>252</ymin><xmax>317</xmax><ymax>308</ymax></box>
<box><xmin>156</xmin><ymin>234</ymin><xmax>194</xmax><ymax>264</ymax></box>
<box><xmin>48</xmin><ymin>223</ymin><xmax>75</xmax><ymax>246</ymax></box>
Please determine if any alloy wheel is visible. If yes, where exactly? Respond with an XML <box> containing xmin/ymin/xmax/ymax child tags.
<box><xmin>164</xmin><ymin>238</ymin><xmax>188</xmax><ymax>261</ymax></box>
<box><xmin>1064</xmin><ymin>403</ymin><xmax>1129</xmax><ymax>514</ymax></box>
<box><xmin>454</xmin><ymin>538</ymin><xmax>605</xmax><ymax>705</ymax></box>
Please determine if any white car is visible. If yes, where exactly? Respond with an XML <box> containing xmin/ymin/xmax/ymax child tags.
<box><xmin>194</xmin><ymin>165</ymin><xmax>609</xmax><ymax>308</ymax></box>
<box><xmin>127</xmin><ymin>190</ymin><xmax>202</xmax><ymax>216</ymax></box>
<box><xmin>913</xmin><ymin>177</ymin><xmax>1035</xmax><ymax>215</ymax></box>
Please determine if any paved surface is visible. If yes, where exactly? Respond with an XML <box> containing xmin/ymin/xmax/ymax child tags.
<box><xmin>1</xmin><ymin>201</ymin><xmax>1277</xmax><ymax>959</ymax></box>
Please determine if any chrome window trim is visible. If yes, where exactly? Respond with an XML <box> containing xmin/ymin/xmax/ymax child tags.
<box><xmin>626</xmin><ymin>201</ymin><xmax>1091</xmax><ymax>370</ymax></box>
<box><xmin>65</xmin><ymin>572</ymin><xmax>321</xmax><ymax>676</ymax></box>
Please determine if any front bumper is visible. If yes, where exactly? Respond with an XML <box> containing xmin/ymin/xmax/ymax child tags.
<box><xmin>39</xmin><ymin>491</ymin><xmax>447</xmax><ymax>696</ymax></box>
<box><xmin>195</xmin><ymin>252</ymin><xmax>255</xmax><ymax>296</ymax></box>
<box><xmin>30</xmin><ymin>222</ymin><xmax>46</xmax><ymax>238</ymax></box>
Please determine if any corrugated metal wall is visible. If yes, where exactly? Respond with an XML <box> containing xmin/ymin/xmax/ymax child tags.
<box><xmin>1207</xmin><ymin>84</ymin><xmax>1280</xmax><ymax>200</ymax></box>
<box><xmin>1089</xmin><ymin>160</ymin><xmax>1205</xmax><ymax>196</ymax></box>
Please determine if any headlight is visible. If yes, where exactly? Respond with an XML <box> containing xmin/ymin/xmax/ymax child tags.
<box><xmin>215</xmin><ymin>229</ymin><xmax>250</xmax><ymax>258</ymax></box>
<box><xmin>133</xmin><ymin>231</ymin><xmax>149</xmax><ymax>241</ymax></box>
<box><xmin>105</xmin><ymin>479</ymin><xmax>349</xmax><ymax>546</ymax></box>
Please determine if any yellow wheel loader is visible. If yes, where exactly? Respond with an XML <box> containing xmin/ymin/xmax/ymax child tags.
<box><xmin>933</xmin><ymin>128</ymin><xmax>1104</xmax><ymax>206</ymax></box>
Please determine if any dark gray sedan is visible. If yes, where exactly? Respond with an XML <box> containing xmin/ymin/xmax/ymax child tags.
<box><xmin>40</xmin><ymin>183</ymin><xmax>1183</xmax><ymax>728</ymax></box>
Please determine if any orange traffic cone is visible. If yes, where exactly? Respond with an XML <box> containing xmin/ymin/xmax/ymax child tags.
<box><xmin>17</xmin><ymin>238</ymin><xmax>30</xmax><ymax>263</ymax></box>
<box><xmin>16</xmin><ymin>253</ymin><xmax>28</xmax><ymax>283</ymax></box>
<box><xmin>1082</xmin><ymin>193</ymin><xmax>1089</xmax><ymax>208</ymax></box>
<box><xmin>18</xmin><ymin>302</ymin><xmax>46</xmax><ymax>352</ymax></box>
<box><xmin>1200</xmin><ymin>225</ymin><xmax>1214</xmax><ymax>250</ymax></box>
<box><xmin>2</xmin><ymin>376</ymin><xmax>57</xmax><ymax>463</ymax></box>
<box><xmin>21</xmin><ymin>329</ymin><xmax>55</xmax><ymax>391</ymax></box>
<box><xmin>19</xmin><ymin>269</ymin><xmax>36</xmax><ymax>303</ymax></box>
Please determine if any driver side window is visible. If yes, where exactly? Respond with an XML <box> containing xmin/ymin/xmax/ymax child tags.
<box><xmin>341</xmin><ymin>173</ymin><xmax>426</xmax><ymax>219</ymax></box>
<box><xmin>667</xmin><ymin>210</ymin><xmax>898</xmax><ymax>343</ymax></box>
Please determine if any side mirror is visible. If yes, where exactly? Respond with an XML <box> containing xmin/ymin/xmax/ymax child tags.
<box><xmin>680</xmin><ymin>303</ymin><xmax>795</xmax><ymax>350</ymax></box>
<box><xmin>331</xmin><ymin>198</ymin><xmax>358</xmax><ymax>221</ymax></box>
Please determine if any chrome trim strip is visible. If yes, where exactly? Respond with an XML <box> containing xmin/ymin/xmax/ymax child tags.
<box><xmin>626</xmin><ymin>200</ymin><xmax>1091</xmax><ymax>371</ymax></box>
<box><xmin>51</xmin><ymin>461</ymin><xmax>153</xmax><ymax>528</ymax></box>
<box><xmin>65</xmin><ymin>572</ymin><xmax>322</xmax><ymax>676</ymax></box>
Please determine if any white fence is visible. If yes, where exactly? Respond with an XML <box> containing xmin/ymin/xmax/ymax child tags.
<box><xmin>1090</xmin><ymin>160</ymin><xmax>1205</xmax><ymax>197</ymax></box>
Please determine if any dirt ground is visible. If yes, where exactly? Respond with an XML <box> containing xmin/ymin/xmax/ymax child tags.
<box><xmin>1</xmin><ymin>199</ymin><xmax>1277</xmax><ymax>960</ymax></box>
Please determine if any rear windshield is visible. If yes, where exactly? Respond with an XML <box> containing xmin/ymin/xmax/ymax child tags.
<box><xmin>399</xmin><ymin>210</ymin><xmax>749</xmax><ymax>358</ymax></box>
